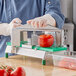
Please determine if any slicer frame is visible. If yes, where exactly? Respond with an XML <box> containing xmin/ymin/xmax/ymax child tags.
<box><xmin>5</xmin><ymin>23</ymin><xmax>74</xmax><ymax>65</ymax></box>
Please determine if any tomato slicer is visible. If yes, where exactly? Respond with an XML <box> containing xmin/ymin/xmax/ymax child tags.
<box><xmin>5</xmin><ymin>24</ymin><xmax>74</xmax><ymax>65</ymax></box>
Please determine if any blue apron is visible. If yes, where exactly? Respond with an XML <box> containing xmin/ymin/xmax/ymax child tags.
<box><xmin>0</xmin><ymin>0</ymin><xmax>65</xmax><ymax>57</ymax></box>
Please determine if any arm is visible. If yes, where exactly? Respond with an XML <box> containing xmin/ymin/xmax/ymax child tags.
<box><xmin>45</xmin><ymin>0</ymin><xmax>65</xmax><ymax>29</ymax></box>
<box><xmin>27</xmin><ymin>0</ymin><xmax>64</xmax><ymax>28</ymax></box>
<box><xmin>0</xmin><ymin>23</ymin><xmax>10</xmax><ymax>36</ymax></box>
<box><xmin>0</xmin><ymin>18</ymin><xmax>22</xmax><ymax>36</ymax></box>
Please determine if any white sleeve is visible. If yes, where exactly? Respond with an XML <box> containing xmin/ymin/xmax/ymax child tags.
<box><xmin>0</xmin><ymin>23</ymin><xmax>10</xmax><ymax>36</ymax></box>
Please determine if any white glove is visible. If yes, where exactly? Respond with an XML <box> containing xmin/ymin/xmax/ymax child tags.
<box><xmin>0</xmin><ymin>18</ymin><xmax>22</xmax><ymax>36</ymax></box>
<box><xmin>27</xmin><ymin>14</ymin><xmax>56</xmax><ymax>28</ymax></box>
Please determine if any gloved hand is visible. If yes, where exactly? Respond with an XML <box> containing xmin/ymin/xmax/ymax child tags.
<box><xmin>9</xmin><ymin>18</ymin><xmax>22</xmax><ymax>34</ymax></box>
<box><xmin>0</xmin><ymin>18</ymin><xmax>22</xmax><ymax>36</ymax></box>
<box><xmin>27</xmin><ymin>14</ymin><xmax>56</xmax><ymax>28</ymax></box>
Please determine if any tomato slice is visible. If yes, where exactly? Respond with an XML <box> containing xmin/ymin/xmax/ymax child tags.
<box><xmin>59</xmin><ymin>58</ymin><xmax>76</xmax><ymax>70</ymax></box>
<box><xmin>38</xmin><ymin>34</ymin><xmax>54</xmax><ymax>47</ymax></box>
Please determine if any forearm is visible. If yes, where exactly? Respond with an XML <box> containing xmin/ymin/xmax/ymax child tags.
<box><xmin>0</xmin><ymin>23</ymin><xmax>10</xmax><ymax>36</ymax></box>
<box><xmin>45</xmin><ymin>0</ymin><xmax>65</xmax><ymax>29</ymax></box>
<box><xmin>49</xmin><ymin>12</ymin><xmax>65</xmax><ymax>29</ymax></box>
<box><xmin>45</xmin><ymin>12</ymin><xmax>65</xmax><ymax>29</ymax></box>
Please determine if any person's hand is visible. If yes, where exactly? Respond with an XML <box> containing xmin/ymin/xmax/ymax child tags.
<box><xmin>9</xmin><ymin>18</ymin><xmax>22</xmax><ymax>29</ymax></box>
<box><xmin>9</xmin><ymin>18</ymin><xmax>22</xmax><ymax>34</ymax></box>
<box><xmin>27</xmin><ymin>14</ymin><xmax>56</xmax><ymax>28</ymax></box>
<box><xmin>0</xmin><ymin>18</ymin><xmax>22</xmax><ymax>36</ymax></box>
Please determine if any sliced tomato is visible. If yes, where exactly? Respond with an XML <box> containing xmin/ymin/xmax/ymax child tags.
<box><xmin>38</xmin><ymin>34</ymin><xmax>54</xmax><ymax>47</ymax></box>
<box><xmin>58</xmin><ymin>59</ymin><xmax>69</xmax><ymax>69</ymax></box>
<box><xmin>59</xmin><ymin>58</ymin><xmax>76</xmax><ymax>70</ymax></box>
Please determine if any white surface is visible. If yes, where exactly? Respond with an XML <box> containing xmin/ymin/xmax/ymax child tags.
<box><xmin>11</xmin><ymin>29</ymin><xmax>20</xmax><ymax>47</ymax></box>
<box><xmin>6</xmin><ymin>46</ymin><xmax>46</xmax><ymax>59</ymax></box>
<box><xmin>22</xmin><ymin>44</ymin><xmax>32</xmax><ymax>49</ymax></box>
<box><xmin>16</xmin><ymin>24</ymin><xmax>61</xmax><ymax>32</ymax></box>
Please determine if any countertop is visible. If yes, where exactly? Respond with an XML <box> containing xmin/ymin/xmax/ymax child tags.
<box><xmin>0</xmin><ymin>55</ymin><xmax>76</xmax><ymax>76</ymax></box>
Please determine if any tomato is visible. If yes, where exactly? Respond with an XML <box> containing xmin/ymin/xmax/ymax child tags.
<box><xmin>0</xmin><ymin>69</ymin><xmax>8</xmax><ymax>76</ymax></box>
<box><xmin>0</xmin><ymin>65</ymin><xmax>26</xmax><ymax>76</ymax></box>
<box><xmin>6</xmin><ymin>66</ymin><xmax>14</xmax><ymax>76</ymax></box>
<box><xmin>10</xmin><ymin>67</ymin><xmax>26</xmax><ymax>76</ymax></box>
<box><xmin>59</xmin><ymin>58</ymin><xmax>76</xmax><ymax>70</ymax></box>
<box><xmin>38</xmin><ymin>34</ymin><xmax>54</xmax><ymax>47</ymax></box>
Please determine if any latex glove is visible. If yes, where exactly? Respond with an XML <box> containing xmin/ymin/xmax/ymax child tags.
<box><xmin>27</xmin><ymin>14</ymin><xmax>56</xmax><ymax>28</ymax></box>
<box><xmin>0</xmin><ymin>18</ymin><xmax>22</xmax><ymax>36</ymax></box>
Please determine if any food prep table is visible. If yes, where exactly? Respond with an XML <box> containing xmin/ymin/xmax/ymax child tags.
<box><xmin>0</xmin><ymin>55</ymin><xmax>76</xmax><ymax>76</ymax></box>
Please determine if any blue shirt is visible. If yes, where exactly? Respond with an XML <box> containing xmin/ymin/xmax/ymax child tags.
<box><xmin>0</xmin><ymin>0</ymin><xmax>65</xmax><ymax>57</ymax></box>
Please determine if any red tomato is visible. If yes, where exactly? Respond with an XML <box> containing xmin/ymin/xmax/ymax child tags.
<box><xmin>59</xmin><ymin>58</ymin><xmax>76</xmax><ymax>70</ymax></box>
<box><xmin>0</xmin><ymin>69</ymin><xmax>8</xmax><ymax>76</ymax></box>
<box><xmin>10</xmin><ymin>67</ymin><xmax>26</xmax><ymax>76</ymax></box>
<box><xmin>38</xmin><ymin>34</ymin><xmax>54</xmax><ymax>47</ymax></box>
<box><xmin>6</xmin><ymin>66</ymin><xmax>14</xmax><ymax>76</ymax></box>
